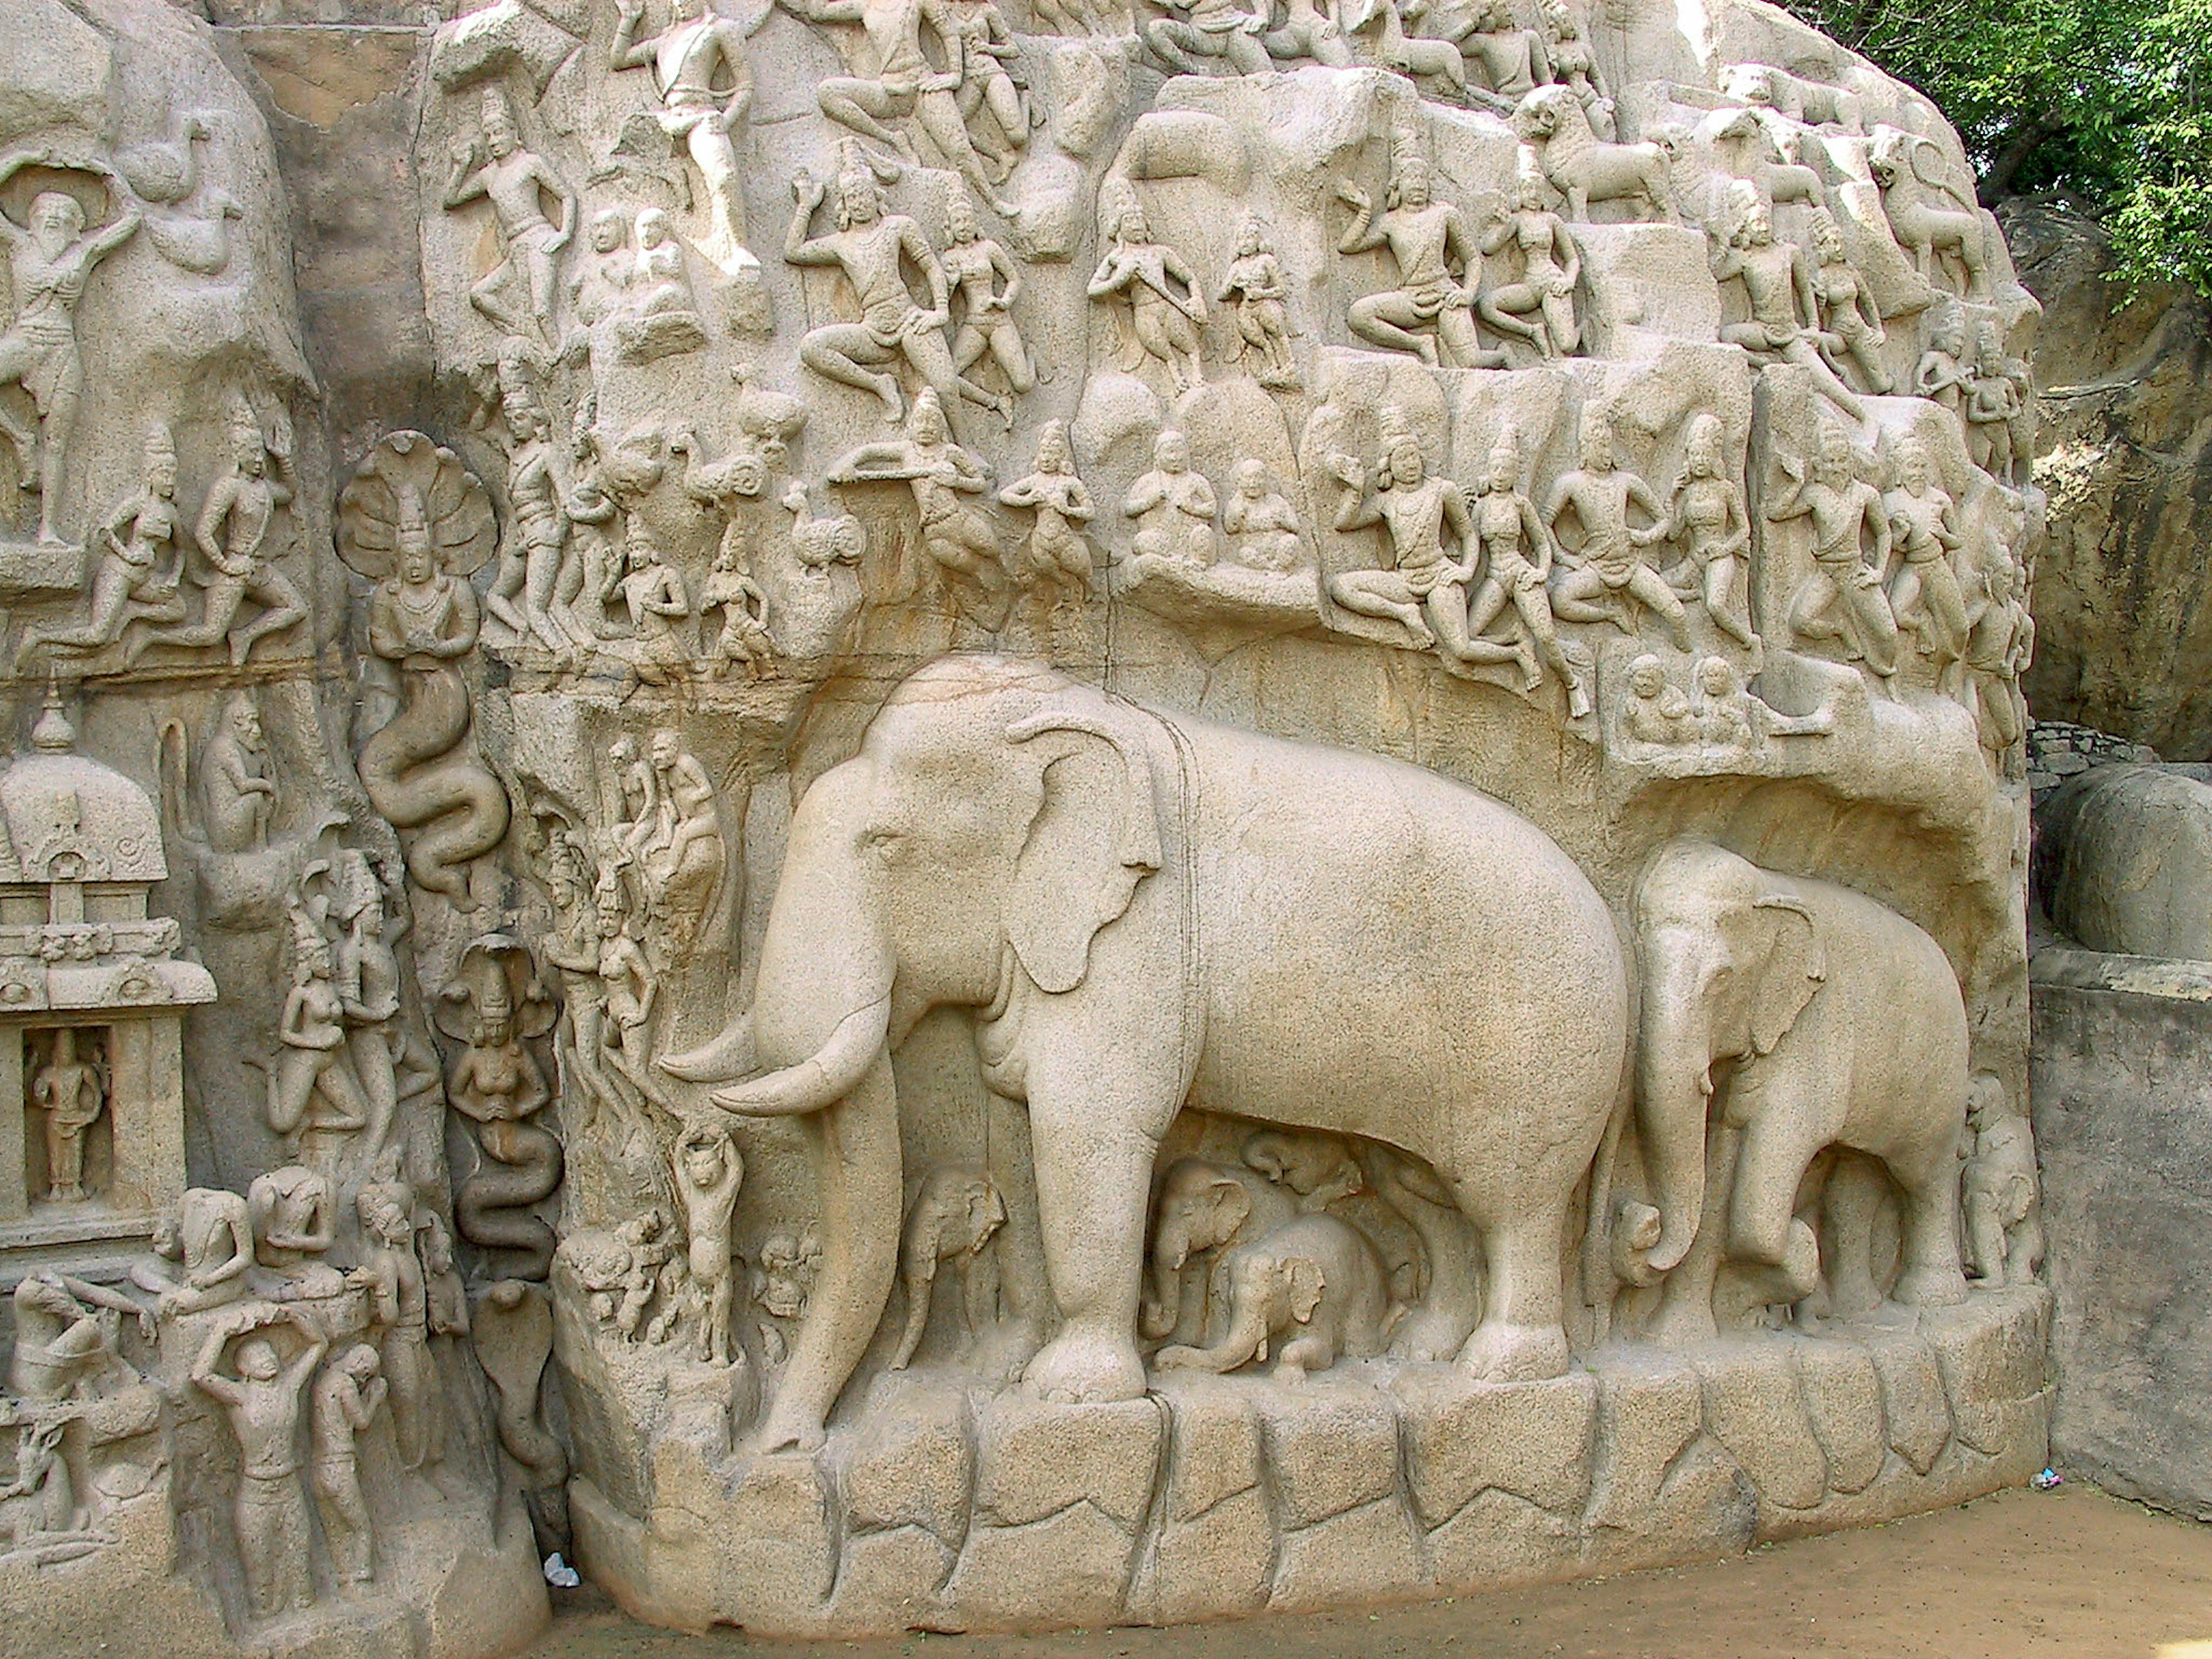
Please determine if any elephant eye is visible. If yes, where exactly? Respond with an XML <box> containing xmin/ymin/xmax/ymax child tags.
<box><xmin>861</xmin><ymin>825</ymin><xmax>904</xmax><ymax>856</ymax></box>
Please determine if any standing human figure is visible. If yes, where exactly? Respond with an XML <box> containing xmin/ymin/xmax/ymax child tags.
<box><xmin>191</xmin><ymin>1305</ymin><xmax>326</xmax><ymax>1618</ymax></box>
<box><xmin>1217</xmin><ymin>219</ymin><xmax>1298</xmax><ymax>386</ymax></box>
<box><xmin>312</xmin><ymin>1344</ymin><xmax>386</xmax><ymax>1586</ymax></box>
<box><xmin>1883</xmin><ymin>433</ymin><xmax>1965</xmax><ymax>683</ymax></box>
<box><xmin>356</xmin><ymin>1189</ymin><xmax>441</xmax><ymax>1470</ymax></box>
<box><xmin>1660</xmin><ymin>412</ymin><xmax>1758</xmax><ymax>653</ymax></box>
<box><xmin>441</xmin><ymin>87</ymin><xmax>575</xmax><ymax>341</ymax></box>
<box><xmin>1087</xmin><ymin>199</ymin><xmax>1208</xmax><ymax>393</ymax></box>
<box><xmin>940</xmin><ymin>192</ymin><xmax>1032</xmax><ymax>419</ymax></box>
<box><xmin>612</xmin><ymin>0</ymin><xmax>760</xmax><ymax>271</ymax></box>
<box><xmin>32</xmin><ymin>1028</ymin><xmax>104</xmax><ymax>1203</ymax></box>
<box><xmin>267</xmin><ymin>910</ymin><xmax>372</xmax><ymax>1150</ymax></box>
<box><xmin>0</xmin><ymin>180</ymin><xmax>140</xmax><ymax>544</ymax></box>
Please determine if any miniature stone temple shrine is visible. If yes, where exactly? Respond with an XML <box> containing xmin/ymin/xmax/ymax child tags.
<box><xmin>0</xmin><ymin>0</ymin><xmax>2048</xmax><ymax>1650</ymax></box>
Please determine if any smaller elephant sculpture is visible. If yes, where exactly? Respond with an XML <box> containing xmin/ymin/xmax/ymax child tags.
<box><xmin>1961</xmin><ymin>1074</ymin><xmax>2042</xmax><ymax>1288</ymax></box>
<box><xmin>1142</xmin><ymin>1157</ymin><xmax>1298</xmax><ymax>1345</ymax></box>
<box><xmin>889</xmin><ymin>1166</ymin><xmax>1006</xmax><ymax>1370</ymax></box>
<box><xmin>1631</xmin><ymin>840</ymin><xmax>1970</xmax><ymax>1341</ymax></box>
<box><xmin>1154</xmin><ymin>1213</ymin><xmax>1401</xmax><ymax>1382</ymax></box>
<box><xmin>1243</xmin><ymin>1127</ymin><xmax>1363</xmax><ymax>1212</ymax></box>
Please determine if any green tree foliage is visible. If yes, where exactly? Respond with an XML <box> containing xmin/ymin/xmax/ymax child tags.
<box><xmin>1781</xmin><ymin>0</ymin><xmax>2212</xmax><ymax>289</ymax></box>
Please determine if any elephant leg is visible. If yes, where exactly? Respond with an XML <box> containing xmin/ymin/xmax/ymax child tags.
<box><xmin>1457</xmin><ymin>1198</ymin><xmax>1570</xmax><ymax>1382</ymax></box>
<box><xmin>1887</xmin><ymin>1139</ymin><xmax>1969</xmax><ymax>1307</ymax></box>
<box><xmin>1817</xmin><ymin>1152</ymin><xmax>1888</xmax><ymax>1319</ymax></box>
<box><xmin>1020</xmin><ymin>1066</ymin><xmax>1163</xmax><ymax>1404</ymax></box>
<box><xmin>757</xmin><ymin>1055</ymin><xmax>902</xmax><ymax>1452</ymax></box>
<box><xmin>889</xmin><ymin>1258</ymin><xmax>938</xmax><ymax>1371</ymax></box>
<box><xmin>986</xmin><ymin>1088</ymin><xmax>1051</xmax><ymax>1368</ymax></box>
<box><xmin>1726</xmin><ymin>1096</ymin><xmax>1826</xmax><ymax>1304</ymax></box>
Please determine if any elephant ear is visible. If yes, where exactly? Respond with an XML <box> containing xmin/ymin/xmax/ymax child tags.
<box><xmin>1283</xmin><ymin>1256</ymin><xmax>1326</xmax><ymax>1324</ymax></box>
<box><xmin>1747</xmin><ymin>893</ymin><xmax>1826</xmax><ymax>1056</ymax></box>
<box><xmin>1002</xmin><ymin>706</ymin><xmax>1164</xmax><ymax>995</ymax></box>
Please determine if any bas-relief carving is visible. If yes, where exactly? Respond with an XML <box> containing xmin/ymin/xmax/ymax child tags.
<box><xmin>1</xmin><ymin>0</ymin><xmax>2051</xmax><ymax>1647</ymax></box>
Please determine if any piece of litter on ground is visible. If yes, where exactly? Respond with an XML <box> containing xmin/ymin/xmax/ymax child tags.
<box><xmin>544</xmin><ymin>1552</ymin><xmax>582</xmax><ymax>1587</ymax></box>
<box><xmin>2032</xmin><ymin>1468</ymin><xmax>2064</xmax><ymax>1491</ymax></box>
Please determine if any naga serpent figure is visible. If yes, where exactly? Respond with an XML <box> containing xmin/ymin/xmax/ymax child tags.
<box><xmin>447</xmin><ymin>969</ymin><xmax>561</xmax><ymax>1279</ymax></box>
<box><xmin>359</xmin><ymin>487</ymin><xmax>511</xmax><ymax>908</ymax></box>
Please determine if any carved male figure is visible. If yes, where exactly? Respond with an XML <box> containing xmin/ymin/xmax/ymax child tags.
<box><xmin>1709</xmin><ymin>198</ymin><xmax>1865</xmax><ymax>421</ymax></box>
<box><xmin>612</xmin><ymin>0</ymin><xmax>759</xmax><ymax>270</ymax></box>
<box><xmin>1217</xmin><ymin>218</ymin><xmax>1298</xmax><ymax>386</ymax></box>
<box><xmin>134</xmin><ymin>1187</ymin><xmax>255</xmax><ymax>1317</ymax></box>
<box><xmin>1768</xmin><ymin>425</ymin><xmax>1898</xmax><ymax>676</ymax></box>
<box><xmin>32</xmin><ymin>1027</ymin><xmax>103</xmax><ymax>1203</ymax></box>
<box><xmin>998</xmin><ymin>419</ymin><xmax>1098</xmax><ymax>600</ymax></box>
<box><xmin>1088</xmin><ymin>198</ymin><xmax>1208</xmax><ymax>393</ymax></box>
<box><xmin>311</xmin><ymin>1344</ymin><xmax>385</xmax><ymax>1585</ymax></box>
<box><xmin>201</xmin><ymin>692</ymin><xmax>276</xmax><ymax>853</ymax></box>
<box><xmin>1143</xmin><ymin>0</ymin><xmax>1268</xmax><ymax>76</ymax></box>
<box><xmin>1546</xmin><ymin>409</ymin><xmax>1689</xmax><ymax>647</ymax></box>
<box><xmin>1660</xmin><ymin>412</ymin><xmax>1758</xmax><ymax>653</ymax></box>
<box><xmin>9</xmin><ymin>1271</ymin><xmax>149</xmax><ymax>1402</ymax></box>
<box><xmin>1222</xmin><ymin>459</ymin><xmax>1304</xmax><ymax>571</ymax></box>
<box><xmin>191</xmin><ymin>1304</ymin><xmax>326</xmax><ymax>1618</ymax></box>
<box><xmin>785</xmin><ymin>162</ymin><xmax>978</xmax><ymax>441</ymax></box>
<box><xmin>442</xmin><ymin>87</ymin><xmax>575</xmax><ymax>341</ymax></box>
<box><xmin>1123</xmin><ymin>427</ymin><xmax>1219</xmax><ymax>567</ymax></box>
<box><xmin>150</xmin><ymin>407</ymin><xmax>307</xmax><ymax>666</ymax></box>
<box><xmin>830</xmin><ymin>388</ymin><xmax>1008</xmax><ymax>620</ymax></box>
<box><xmin>0</xmin><ymin>183</ymin><xmax>139</xmax><ymax>544</ymax></box>
<box><xmin>1461</xmin><ymin>433</ymin><xmax>1589</xmax><ymax>712</ymax></box>
<box><xmin>356</xmin><ymin>1189</ymin><xmax>441</xmax><ymax>1469</ymax></box>
<box><xmin>1335</xmin><ymin>155</ymin><xmax>1502</xmax><ymax>368</ymax></box>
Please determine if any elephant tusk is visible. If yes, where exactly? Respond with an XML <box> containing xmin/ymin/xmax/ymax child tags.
<box><xmin>708</xmin><ymin>999</ymin><xmax>891</xmax><ymax>1117</ymax></box>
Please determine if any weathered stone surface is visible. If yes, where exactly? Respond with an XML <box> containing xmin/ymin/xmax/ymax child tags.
<box><xmin>1796</xmin><ymin>1340</ymin><xmax>1887</xmax><ymax>1496</ymax></box>
<box><xmin>1258</xmin><ymin>1385</ymin><xmax>1402</xmax><ymax>1530</ymax></box>
<box><xmin>946</xmin><ymin>1502</ymin><xmax>1144</xmax><ymax>1630</ymax></box>
<box><xmin>1395</xmin><ymin>1368</ymin><xmax>1599</xmax><ymax>1525</ymax></box>
<box><xmin>1862</xmin><ymin>1328</ymin><xmax>1956</xmax><ymax>1476</ymax></box>
<box><xmin>1924</xmin><ymin>1289</ymin><xmax>2052</xmax><ymax>1457</ymax></box>
<box><xmin>1425</xmin><ymin>1487</ymin><xmax>1581</xmax><ymax>1589</ymax></box>
<box><xmin>1267</xmin><ymin>1495</ymin><xmax>1425</xmax><ymax>1614</ymax></box>
<box><xmin>973</xmin><ymin>1396</ymin><xmax>1163</xmax><ymax>1529</ymax></box>
<box><xmin>1695</xmin><ymin>1342</ymin><xmax>1830</xmax><ymax>1513</ymax></box>
<box><xmin>841</xmin><ymin>1379</ymin><xmax>975</xmax><ymax>1541</ymax></box>
<box><xmin>1138</xmin><ymin>1485</ymin><xmax>1275</xmax><ymax>1625</ymax></box>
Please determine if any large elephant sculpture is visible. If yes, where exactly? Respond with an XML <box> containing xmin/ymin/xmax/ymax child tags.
<box><xmin>1630</xmin><ymin>840</ymin><xmax>1970</xmax><ymax>1339</ymax></box>
<box><xmin>663</xmin><ymin>655</ymin><xmax>1630</xmax><ymax>1452</ymax></box>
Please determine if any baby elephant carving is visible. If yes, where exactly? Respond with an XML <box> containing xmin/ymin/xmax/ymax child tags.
<box><xmin>889</xmin><ymin>1166</ymin><xmax>1006</xmax><ymax>1371</ymax></box>
<box><xmin>1242</xmin><ymin>1128</ymin><xmax>1362</xmax><ymax>1212</ymax></box>
<box><xmin>1154</xmin><ymin>1213</ymin><xmax>1401</xmax><ymax>1382</ymax></box>
<box><xmin>1143</xmin><ymin>1157</ymin><xmax>1299</xmax><ymax>1344</ymax></box>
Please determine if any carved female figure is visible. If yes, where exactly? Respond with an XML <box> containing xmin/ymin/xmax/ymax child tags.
<box><xmin>940</xmin><ymin>191</ymin><xmax>1032</xmax><ymax>419</ymax></box>
<box><xmin>594</xmin><ymin>871</ymin><xmax>673</xmax><ymax>1115</ymax></box>
<box><xmin>1217</xmin><ymin>219</ymin><xmax>1298</xmax><ymax>387</ymax></box>
<box><xmin>1088</xmin><ymin>198</ymin><xmax>1209</xmax><ymax>393</ymax></box>
<box><xmin>1660</xmin><ymin>412</ymin><xmax>1758</xmax><ymax>653</ymax></box>
<box><xmin>333</xmin><ymin>859</ymin><xmax>402</xmax><ymax>1158</ymax></box>
<box><xmin>267</xmin><ymin>911</ymin><xmax>372</xmax><ymax>1148</ymax></box>
<box><xmin>1479</xmin><ymin>173</ymin><xmax>1582</xmax><ymax>359</ymax></box>
<box><xmin>356</xmin><ymin>1188</ymin><xmax>440</xmax><ymax>1469</ymax></box>
<box><xmin>1461</xmin><ymin>434</ymin><xmax>1590</xmax><ymax>713</ymax></box>
<box><xmin>0</xmin><ymin>179</ymin><xmax>139</xmax><ymax>544</ymax></box>
<box><xmin>1806</xmin><ymin>207</ymin><xmax>1892</xmax><ymax>393</ymax></box>
<box><xmin>1914</xmin><ymin>307</ymin><xmax>1971</xmax><ymax>412</ymax></box>
<box><xmin>1540</xmin><ymin>0</ymin><xmax>1613</xmax><ymax>136</ymax></box>
<box><xmin>1767</xmin><ymin>425</ymin><xmax>1898</xmax><ymax>676</ymax></box>
<box><xmin>150</xmin><ymin>407</ymin><xmax>307</xmax><ymax>666</ymax></box>
<box><xmin>643</xmin><ymin>729</ymin><xmax>725</xmax><ymax>956</ymax></box>
<box><xmin>998</xmin><ymin>419</ymin><xmax>1097</xmax><ymax>600</ymax></box>
<box><xmin>1965</xmin><ymin>320</ymin><xmax>2019</xmax><ymax>483</ymax></box>
<box><xmin>448</xmin><ymin>975</ymin><xmax>559</xmax><ymax>1280</ymax></box>
<box><xmin>16</xmin><ymin>423</ymin><xmax>187</xmax><ymax>668</ymax></box>
<box><xmin>700</xmin><ymin>532</ymin><xmax>774</xmax><ymax>679</ymax></box>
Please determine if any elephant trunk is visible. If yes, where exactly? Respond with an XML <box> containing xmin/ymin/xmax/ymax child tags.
<box><xmin>1162</xmin><ymin>1296</ymin><xmax>1267</xmax><ymax>1375</ymax></box>
<box><xmin>1637</xmin><ymin>955</ymin><xmax>1714</xmax><ymax>1277</ymax></box>
<box><xmin>1141</xmin><ymin>1228</ymin><xmax>1191</xmax><ymax>1341</ymax></box>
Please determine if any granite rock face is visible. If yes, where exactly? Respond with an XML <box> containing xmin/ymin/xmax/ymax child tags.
<box><xmin>0</xmin><ymin>0</ymin><xmax>2046</xmax><ymax>1646</ymax></box>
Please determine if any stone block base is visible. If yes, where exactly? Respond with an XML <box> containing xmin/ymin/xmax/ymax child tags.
<box><xmin>571</xmin><ymin>1287</ymin><xmax>2050</xmax><ymax>1638</ymax></box>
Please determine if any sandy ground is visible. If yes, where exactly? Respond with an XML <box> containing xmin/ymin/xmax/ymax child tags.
<box><xmin>529</xmin><ymin>1485</ymin><xmax>2212</xmax><ymax>1658</ymax></box>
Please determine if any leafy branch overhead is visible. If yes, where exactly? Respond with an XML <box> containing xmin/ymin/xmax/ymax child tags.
<box><xmin>1784</xmin><ymin>0</ymin><xmax>2212</xmax><ymax>289</ymax></box>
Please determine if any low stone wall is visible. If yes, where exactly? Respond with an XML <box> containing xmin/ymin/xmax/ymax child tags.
<box><xmin>567</xmin><ymin>1290</ymin><xmax>2050</xmax><ymax>1638</ymax></box>
<box><xmin>2033</xmin><ymin>948</ymin><xmax>2212</xmax><ymax>1518</ymax></box>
